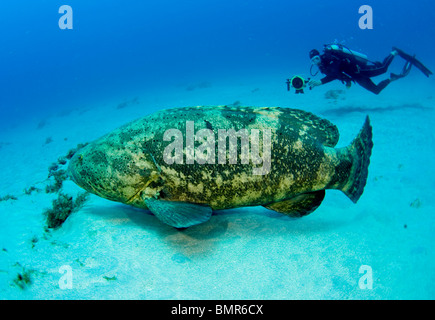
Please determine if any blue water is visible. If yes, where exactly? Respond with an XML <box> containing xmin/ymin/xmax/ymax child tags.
<box><xmin>1</xmin><ymin>0</ymin><xmax>434</xmax><ymax>128</ymax></box>
<box><xmin>1</xmin><ymin>0</ymin><xmax>435</xmax><ymax>300</ymax></box>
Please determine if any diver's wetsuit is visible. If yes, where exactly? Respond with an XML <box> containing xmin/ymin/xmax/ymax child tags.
<box><xmin>319</xmin><ymin>50</ymin><xmax>395</xmax><ymax>95</ymax></box>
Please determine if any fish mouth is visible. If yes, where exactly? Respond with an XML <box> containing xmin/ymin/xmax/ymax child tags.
<box><xmin>67</xmin><ymin>154</ymin><xmax>111</xmax><ymax>199</ymax></box>
<box><xmin>67</xmin><ymin>162</ymin><xmax>99</xmax><ymax>196</ymax></box>
<box><xmin>67</xmin><ymin>154</ymin><xmax>86</xmax><ymax>189</ymax></box>
<box><xmin>67</xmin><ymin>162</ymin><xmax>81</xmax><ymax>187</ymax></box>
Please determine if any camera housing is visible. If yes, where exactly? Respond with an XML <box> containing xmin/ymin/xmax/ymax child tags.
<box><xmin>286</xmin><ymin>76</ymin><xmax>310</xmax><ymax>94</ymax></box>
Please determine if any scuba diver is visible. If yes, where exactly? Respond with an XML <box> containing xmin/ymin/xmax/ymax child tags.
<box><xmin>307</xmin><ymin>44</ymin><xmax>432</xmax><ymax>95</ymax></box>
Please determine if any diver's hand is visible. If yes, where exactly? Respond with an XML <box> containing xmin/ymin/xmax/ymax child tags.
<box><xmin>308</xmin><ymin>79</ymin><xmax>322</xmax><ymax>89</ymax></box>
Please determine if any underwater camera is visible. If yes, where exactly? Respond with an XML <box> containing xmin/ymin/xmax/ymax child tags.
<box><xmin>286</xmin><ymin>75</ymin><xmax>310</xmax><ymax>94</ymax></box>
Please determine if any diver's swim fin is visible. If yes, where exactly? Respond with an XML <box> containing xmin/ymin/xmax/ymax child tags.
<box><xmin>392</xmin><ymin>47</ymin><xmax>433</xmax><ymax>77</ymax></box>
<box><xmin>402</xmin><ymin>61</ymin><xmax>412</xmax><ymax>77</ymax></box>
<box><xmin>390</xmin><ymin>73</ymin><xmax>403</xmax><ymax>81</ymax></box>
<box><xmin>390</xmin><ymin>61</ymin><xmax>413</xmax><ymax>81</ymax></box>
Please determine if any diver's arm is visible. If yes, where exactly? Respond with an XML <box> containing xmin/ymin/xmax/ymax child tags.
<box><xmin>308</xmin><ymin>79</ymin><xmax>322</xmax><ymax>89</ymax></box>
<box><xmin>320</xmin><ymin>74</ymin><xmax>336</xmax><ymax>84</ymax></box>
<box><xmin>308</xmin><ymin>75</ymin><xmax>334</xmax><ymax>89</ymax></box>
<box><xmin>318</xmin><ymin>57</ymin><xmax>341</xmax><ymax>85</ymax></box>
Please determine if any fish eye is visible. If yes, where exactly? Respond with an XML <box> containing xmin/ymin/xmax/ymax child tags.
<box><xmin>78</xmin><ymin>154</ymin><xmax>84</xmax><ymax>162</ymax></box>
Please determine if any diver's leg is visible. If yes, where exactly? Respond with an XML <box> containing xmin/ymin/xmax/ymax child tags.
<box><xmin>382</xmin><ymin>51</ymin><xmax>396</xmax><ymax>69</ymax></box>
<box><xmin>375</xmin><ymin>79</ymin><xmax>392</xmax><ymax>94</ymax></box>
<box><xmin>359</xmin><ymin>52</ymin><xmax>396</xmax><ymax>77</ymax></box>
<box><xmin>354</xmin><ymin>77</ymin><xmax>391</xmax><ymax>95</ymax></box>
<box><xmin>375</xmin><ymin>52</ymin><xmax>396</xmax><ymax>73</ymax></box>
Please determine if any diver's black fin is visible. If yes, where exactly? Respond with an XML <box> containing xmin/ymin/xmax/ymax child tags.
<box><xmin>402</xmin><ymin>61</ymin><xmax>412</xmax><ymax>77</ymax></box>
<box><xmin>390</xmin><ymin>61</ymin><xmax>412</xmax><ymax>81</ymax></box>
<box><xmin>145</xmin><ymin>198</ymin><xmax>212</xmax><ymax>228</ymax></box>
<box><xmin>390</xmin><ymin>73</ymin><xmax>402</xmax><ymax>81</ymax></box>
<box><xmin>263</xmin><ymin>190</ymin><xmax>325</xmax><ymax>218</ymax></box>
<box><xmin>393</xmin><ymin>47</ymin><xmax>433</xmax><ymax>77</ymax></box>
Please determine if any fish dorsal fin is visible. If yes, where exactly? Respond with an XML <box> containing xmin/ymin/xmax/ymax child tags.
<box><xmin>145</xmin><ymin>198</ymin><xmax>212</xmax><ymax>228</ymax></box>
<box><xmin>264</xmin><ymin>190</ymin><xmax>325</xmax><ymax>218</ymax></box>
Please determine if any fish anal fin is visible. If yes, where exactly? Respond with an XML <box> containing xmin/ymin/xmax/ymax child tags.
<box><xmin>145</xmin><ymin>198</ymin><xmax>212</xmax><ymax>228</ymax></box>
<box><xmin>264</xmin><ymin>190</ymin><xmax>325</xmax><ymax>218</ymax></box>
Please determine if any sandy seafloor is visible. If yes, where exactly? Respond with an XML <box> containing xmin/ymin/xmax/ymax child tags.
<box><xmin>0</xmin><ymin>71</ymin><xmax>434</xmax><ymax>299</ymax></box>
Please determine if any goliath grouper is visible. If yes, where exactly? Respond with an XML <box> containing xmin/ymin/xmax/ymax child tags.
<box><xmin>68</xmin><ymin>106</ymin><xmax>373</xmax><ymax>228</ymax></box>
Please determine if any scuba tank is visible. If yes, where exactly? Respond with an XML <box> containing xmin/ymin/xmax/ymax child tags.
<box><xmin>324</xmin><ymin>44</ymin><xmax>369</xmax><ymax>66</ymax></box>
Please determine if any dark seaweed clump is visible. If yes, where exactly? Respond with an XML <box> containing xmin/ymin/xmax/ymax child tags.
<box><xmin>42</xmin><ymin>142</ymin><xmax>91</xmax><ymax>228</ymax></box>
<box><xmin>65</xmin><ymin>142</ymin><xmax>89</xmax><ymax>160</ymax></box>
<box><xmin>0</xmin><ymin>194</ymin><xmax>18</xmax><ymax>202</ymax></box>
<box><xmin>13</xmin><ymin>271</ymin><xmax>32</xmax><ymax>289</ymax></box>
<box><xmin>46</xmin><ymin>167</ymin><xmax>68</xmax><ymax>193</ymax></box>
<box><xmin>44</xmin><ymin>191</ymin><xmax>89</xmax><ymax>229</ymax></box>
<box><xmin>12</xmin><ymin>265</ymin><xmax>35</xmax><ymax>290</ymax></box>
<box><xmin>24</xmin><ymin>186</ymin><xmax>40</xmax><ymax>195</ymax></box>
<box><xmin>45</xmin><ymin>142</ymin><xmax>89</xmax><ymax>193</ymax></box>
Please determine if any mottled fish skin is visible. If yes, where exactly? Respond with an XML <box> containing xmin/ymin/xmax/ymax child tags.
<box><xmin>68</xmin><ymin>106</ymin><xmax>355</xmax><ymax>211</ymax></box>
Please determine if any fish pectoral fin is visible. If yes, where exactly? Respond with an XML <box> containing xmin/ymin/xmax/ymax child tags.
<box><xmin>145</xmin><ymin>198</ymin><xmax>212</xmax><ymax>228</ymax></box>
<box><xmin>263</xmin><ymin>190</ymin><xmax>325</xmax><ymax>218</ymax></box>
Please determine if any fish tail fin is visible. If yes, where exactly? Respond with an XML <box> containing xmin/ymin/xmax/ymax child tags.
<box><xmin>340</xmin><ymin>116</ymin><xmax>373</xmax><ymax>203</ymax></box>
